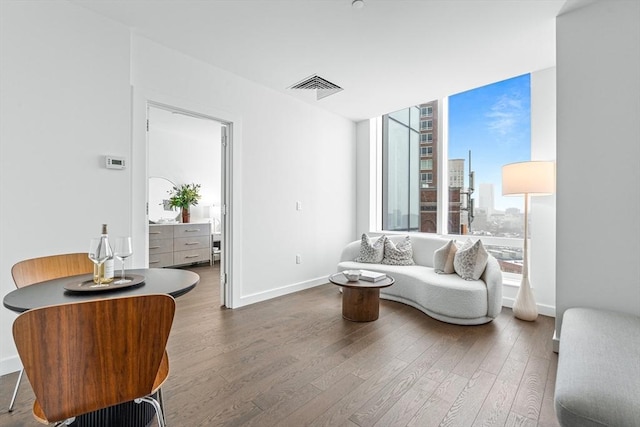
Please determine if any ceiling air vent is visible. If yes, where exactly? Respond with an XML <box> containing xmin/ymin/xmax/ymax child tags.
<box><xmin>289</xmin><ymin>75</ymin><xmax>343</xmax><ymax>100</ymax></box>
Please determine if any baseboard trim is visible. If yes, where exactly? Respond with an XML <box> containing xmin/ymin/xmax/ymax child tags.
<box><xmin>502</xmin><ymin>296</ymin><xmax>556</xmax><ymax>318</ymax></box>
<box><xmin>237</xmin><ymin>275</ymin><xmax>329</xmax><ymax>308</ymax></box>
<box><xmin>0</xmin><ymin>355</ymin><xmax>22</xmax><ymax>377</ymax></box>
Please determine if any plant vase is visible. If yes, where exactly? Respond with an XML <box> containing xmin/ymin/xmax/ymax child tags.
<box><xmin>181</xmin><ymin>207</ymin><xmax>190</xmax><ymax>223</ymax></box>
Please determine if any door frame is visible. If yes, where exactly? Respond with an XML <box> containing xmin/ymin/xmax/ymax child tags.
<box><xmin>131</xmin><ymin>88</ymin><xmax>236</xmax><ymax>307</ymax></box>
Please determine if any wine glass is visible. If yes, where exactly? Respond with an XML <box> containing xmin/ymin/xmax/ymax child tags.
<box><xmin>114</xmin><ymin>237</ymin><xmax>133</xmax><ymax>284</ymax></box>
<box><xmin>88</xmin><ymin>238</ymin><xmax>112</xmax><ymax>287</ymax></box>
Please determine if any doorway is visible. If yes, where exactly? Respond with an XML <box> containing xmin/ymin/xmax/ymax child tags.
<box><xmin>146</xmin><ymin>103</ymin><xmax>231</xmax><ymax>306</ymax></box>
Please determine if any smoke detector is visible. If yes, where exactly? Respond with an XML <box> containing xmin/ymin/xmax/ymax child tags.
<box><xmin>289</xmin><ymin>74</ymin><xmax>343</xmax><ymax>100</ymax></box>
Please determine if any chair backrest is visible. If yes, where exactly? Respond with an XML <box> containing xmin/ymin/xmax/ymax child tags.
<box><xmin>12</xmin><ymin>294</ymin><xmax>176</xmax><ymax>422</ymax></box>
<box><xmin>11</xmin><ymin>253</ymin><xmax>94</xmax><ymax>288</ymax></box>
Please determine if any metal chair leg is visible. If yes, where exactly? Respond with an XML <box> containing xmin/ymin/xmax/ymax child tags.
<box><xmin>157</xmin><ymin>388</ymin><xmax>167</xmax><ymax>425</ymax></box>
<box><xmin>8</xmin><ymin>368</ymin><xmax>23</xmax><ymax>412</ymax></box>
<box><xmin>135</xmin><ymin>396</ymin><xmax>166</xmax><ymax>427</ymax></box>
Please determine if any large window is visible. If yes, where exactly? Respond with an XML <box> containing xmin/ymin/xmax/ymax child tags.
<box><xmin>381</xmin><ymin>75</ymin><xmax>531</xmax><ymax>273</ymax></box>
<box><xmin>448</xmin><ymin>74</ymin><xmax>530</xmax><ymax>235</ymax></box>
<box><xmin>382</xmin><ymin>107</ymin><xmax>421</xmax><ymax>231</ymax></box>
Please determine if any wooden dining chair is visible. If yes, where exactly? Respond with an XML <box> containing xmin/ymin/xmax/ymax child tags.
<box><xmin>12</xmin><ymin>294</ymin><xmax>176</xmax><ymax>426</ymax></box>
<box><xmin>8</xmin><ymin>253</ymin><xmax>94</xmax><ymax>412</ymax></box>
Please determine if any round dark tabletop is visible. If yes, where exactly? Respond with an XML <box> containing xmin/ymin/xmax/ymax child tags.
<box><xmin>3</xmin><ymin>268</ymin><xmax>199</xmax><ymax>313</ymax></box>
<box><xmin>329</xmin><ymin>272</ymin><xmax>395</xmax><ymax>289</ymax></box>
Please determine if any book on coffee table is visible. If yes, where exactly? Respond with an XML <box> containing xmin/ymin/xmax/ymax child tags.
<box><xmin>359</xmin><ymin>270</ymin><xmax>387</xmax><ymax>282</ymax></box>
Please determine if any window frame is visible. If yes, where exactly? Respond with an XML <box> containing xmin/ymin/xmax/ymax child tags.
<box><xmin>420</xmin><ymin>120</ymin><xmax>433</xmax><ymax>130</ymax></box>
<box><xmin>420</xmin><ymin>159</ymin><xmax>433</xmax><ymax>170</ymax></box>
<box><xmin>420</xmin><ymin>146</ymin><xmax>433</xmax><ymax>157</ymax></box>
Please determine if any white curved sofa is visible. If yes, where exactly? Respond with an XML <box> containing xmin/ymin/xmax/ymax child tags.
<box><xmin>337</xmin><ymin>234</ymin><xmax>503</xmax><ymax>325</ymax></box>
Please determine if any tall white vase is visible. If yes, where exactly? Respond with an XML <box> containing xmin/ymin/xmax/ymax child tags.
<box><xmin>513</xmin><ymin>276</ymin><xmax>538</xmax><ymax>321</ymax></box>
<box><xmin>513</xmin><ymin>194</ymin><xmax>538</xmax><ymax>321</ymax></box>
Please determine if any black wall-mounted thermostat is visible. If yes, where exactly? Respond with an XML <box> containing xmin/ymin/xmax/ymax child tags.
<box><xmin>105</xmin><ymin>156</ymin><xmax>126</xmax><ymax>170</ymax></box>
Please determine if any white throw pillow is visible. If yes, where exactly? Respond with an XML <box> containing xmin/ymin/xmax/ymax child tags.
<box><xmin>354</xmin><ymin>234</ymin><xmax>386</xmax><ymax>263</ymax></box>
<box><xmin>382</xmin><ymin>236</ymin><xmax>415</xmax><ymax>265</ymax></box>
<box><xmin>433</xmin><ymin>240</ymin><xmax>457</xmax><ymax>274</ymax></box>
<box><xmin>453</xmin><ymin>239</ymin><xmax>489</xmax><ymax>280</ymax></box>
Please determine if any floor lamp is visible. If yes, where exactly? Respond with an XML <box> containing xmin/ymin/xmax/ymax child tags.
<box><xmin>502</xmin><ymin>161</ymin><xmax>555</xmax><ymax>321</ymax></box>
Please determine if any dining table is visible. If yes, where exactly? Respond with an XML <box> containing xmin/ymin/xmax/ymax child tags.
<box><xmin>3</xmin><ymin>267</ymin><xmax>200</xmax><ymax>427</ymax></box>
<box><xmin>3</xmin><ymin>267</ymin><xmax>199</xmax><ymax>312</ymax></box>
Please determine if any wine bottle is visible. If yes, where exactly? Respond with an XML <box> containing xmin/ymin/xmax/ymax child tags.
<box><xmin>93</xmin><ymin>224</ymin><xmax>115</xmax><ymax>284</ymax></box>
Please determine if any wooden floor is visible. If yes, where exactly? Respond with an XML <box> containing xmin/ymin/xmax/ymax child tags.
<box><xmin>0</xmin><ymin>264</ymin><xmax>560</xmax><ymax>427</ymax></box>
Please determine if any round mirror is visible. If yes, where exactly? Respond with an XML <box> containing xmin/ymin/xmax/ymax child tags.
<box><xmin>148</xmin><ymin>177</ymin><xmax>180</xmax><ymax>223</ymax></box>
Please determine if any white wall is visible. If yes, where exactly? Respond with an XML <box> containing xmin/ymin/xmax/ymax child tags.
<box><xmin>148</xmin><ymin>109</ymin><xmax>222</xmax><ymax>223</ymax></box>
<box><xmin>556</xmin><ymin>0</ymin><xmax>640</xmax><ymax>337</ymax></box>
<box><xmin>0</xmin><ymin>2</ymin><xmax>356</xmax><ymax>375</ymax></box>
<box><xmin>530</xmin><ymin>67</ymin><xmax>557</xmax><ymax>313</ymax></box>
<box><xmin>130</xmin><ymin>36</ymin><xmax>356</xmax><ymax>308</ymax></box>
<box><xmin>356</xmin><ymin>119</ymin><xmax>380</xmax><ymax>235</ymax></box>
<box><xmin>0</xmin><ymin>1</ymin><xmax>132</xmax><ymax>374</ymax></box>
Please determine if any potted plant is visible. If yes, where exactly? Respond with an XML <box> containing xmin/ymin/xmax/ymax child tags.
<box><xmin>168</xmin><ymin>183</ymin><xmax>201</xmax><ymax>223</ymax></box>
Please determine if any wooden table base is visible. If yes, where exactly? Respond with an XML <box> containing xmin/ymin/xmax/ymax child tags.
<box><xmin>342</xmin><ymin>287</ymin><xmax>381</xmax><ymax>322</ymax></box>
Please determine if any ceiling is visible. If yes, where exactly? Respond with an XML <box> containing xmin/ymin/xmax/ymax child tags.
<box><xmin>72</xmin><ymin>0</ymin><xmax>588</xmax><ymax>122</ymax></box>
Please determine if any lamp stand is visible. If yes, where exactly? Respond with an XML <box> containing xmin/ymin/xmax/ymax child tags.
<box><xmin>512</xmin><ymin>193</ymin><xmax>539</xmax><ymax>321</ymax></box>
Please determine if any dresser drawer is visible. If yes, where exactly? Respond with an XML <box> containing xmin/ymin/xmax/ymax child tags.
<box><xmin>148</xmin><ymin>223</ymin><xmax>211</xmax><ymax>268</ymax></box>
<box><xmin>174</xmin><ymin>223</ymin><xmax>210</xmax><ymax>238</ymax></box>
<box><xmin>174</xmin><ymin>235</ymin><xmax>210</xmax><ymax>252</ymax></box>
<box><xmin>149</xmin><ymin>224</ymin><xmax>174</xmax><ymax>239</ymax></box>
<box><xmin>173</xmin><ymin>248</ymin><xmax>210</xmax><ymax>266</ymax></box>
<box><xmin>148</xmin><ymin>252</ymin><xmax>173</xmax><ymax>268</ymax></box>
<box><xmin>149</xmin><ymin>238</ymin><xmax>173</xmax><ymax>255</ymax></box>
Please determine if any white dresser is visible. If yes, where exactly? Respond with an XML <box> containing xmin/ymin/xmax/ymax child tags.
<box><xmin>149</xmin><ymin>222</ymin><xmax>211</xmax><ymax>268</ymax></box>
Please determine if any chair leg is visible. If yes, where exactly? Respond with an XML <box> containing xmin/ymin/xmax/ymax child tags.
<box><xmin>8</xmin><ymin>368</ymin><xmax>23</xmax><ymax>412</ymax></box>
<box><xmin>52</xmin><ymin>418</ymin><xmax>75</xmax><ymax>427</ymax></box>
<box><xmin>157</xmin><ymin>388</ymin><xmax>167</xmax><ymax>425</ymax></box>
<box><xmin>135</xmin><ymin>396</ymin><xmax>166</xmax><ymax>427</ymax></box>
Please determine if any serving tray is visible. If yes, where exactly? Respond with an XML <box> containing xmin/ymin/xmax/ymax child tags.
<box><xmin>64</xmin><ymin>274</ymin><xmax>145</xmax><ymax>292</ymax></box>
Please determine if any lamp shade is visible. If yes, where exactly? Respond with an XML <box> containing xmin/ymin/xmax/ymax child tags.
<box><xmin>502</xmin><ymin>161</ymin><xmax>555</xmax><ymax>196</ymax></box>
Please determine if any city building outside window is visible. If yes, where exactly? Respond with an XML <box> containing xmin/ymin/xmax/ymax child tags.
<box><xmin>421</xmin><ymin>106</ymin><xmax>433</xmax><ymax>116</ymax></box>
<box><xmin>420</xmin><ymin>119</ymin><xmax>433</xmax><ymax>130</ymax></box>
<box><xmin>420</xmin><ymin>159</ymin><xmax>433</xmax><ymax>170</ymax></box>
<box><xmin>420</xmin><ymin>133</ymin><xmax>433</xmax><ymax>143</ymax></box>
<box><xmin>381</xmin><ymin>75</ymin><xmax>531</xmax><ymax>273</ymax></box>
<box><xmin>420</xmin><ymin>172</ymin><xmax>433</xmax><ymax>184</ymax></box>
<box><xmin>418</xmin><ymin>146</ymin><xmax>433</xmax><ymax>157</ymax></box>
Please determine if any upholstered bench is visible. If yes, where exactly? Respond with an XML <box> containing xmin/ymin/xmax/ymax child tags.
<box><xmin>555</xmin><ymin>307</ymin><xmax>640</xmax><ymax>426</ymax></box>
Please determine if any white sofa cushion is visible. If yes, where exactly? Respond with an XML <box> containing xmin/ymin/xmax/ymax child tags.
<box><xmin>382</xmin><ymin>236</ymin><xmax>415</xmax><ymax>265</ymax></box>
<box><xmin>354</xmin><ymin>233</ymin><xmax>386</xmax><ymax>263</ymax></box>
<box><xmin>454</xmin><ymin>239</ymin><xmax>489</xmax><ymax>280</ymax></box>
<box><xmin>433</xmin><ymin>239</ymin><xmax>457</xmax><ymax>274</ymax></box>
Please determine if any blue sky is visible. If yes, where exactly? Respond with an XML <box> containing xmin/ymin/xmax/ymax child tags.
<box><xmin>448</xmin><ymin>74</ymin><xmax>531</xmax><ymax>211</ymax></box>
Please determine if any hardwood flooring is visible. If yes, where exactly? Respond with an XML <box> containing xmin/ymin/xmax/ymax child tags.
<box><xmin>0</xmin><ymin>264</ymin><xmax>560</xmax><ymax>427</ymax></box>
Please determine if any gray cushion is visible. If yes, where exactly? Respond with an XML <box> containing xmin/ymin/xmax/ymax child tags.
<box><xmin>382</xmin><ymin>236</ymin><xmax>415</xmax><ymax>265</ymax></box>
<box><xmin>433</xmin><ymin>239</ymin><xmax>457</xmax><ymax>274</ymax></box>
<box><xmin>453</xmin><ymin>239</ymin><xmax>488</xmax><ymax>280</ymax></box>
<box><xmin>354</xmin><ymin>233</ymin><xmax>386</xmax><ymax>263</ymax></box>
<box><xmin>555</xmin><ymin>308</ymin><xmax>640</xmax><ymax>427</ymax></box>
